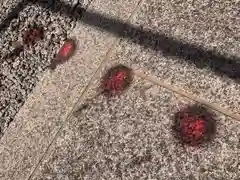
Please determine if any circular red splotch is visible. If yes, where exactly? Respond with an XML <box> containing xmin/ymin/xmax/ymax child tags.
<box><xmin>23</xmin><ymin>26</ymin><xmax>44</xmax><ymax>46</ymax></box>
<box><xmin>100</xmin><ymin>64</ymin><xmax>133</xmax><ymax>96</ymax></box>
<box><xmin>172</xmin><ymin>105</ymin><xmax>216</xmax><ymax>146</ymax></box>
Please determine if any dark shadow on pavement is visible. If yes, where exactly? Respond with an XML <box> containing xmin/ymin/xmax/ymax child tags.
<box><xmin>0</xmin><ymin>0</ymin><xmax>28</xmax><ymax>34</ymax></box>
<box><xmin>0</xmin><ymin>0</ymin><xmax>239</xmax><ymax>81</ymax></box>
<box><xmin>38</xmin><ymin>1</ymin><xmax>240</xmax><ymax>81</ymax></box>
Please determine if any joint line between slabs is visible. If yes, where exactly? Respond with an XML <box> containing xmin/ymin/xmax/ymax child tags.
<box><xmin>0</xmin><ymin>0</ymin><xmax>96</xmax><ymax>145</ymax></box>
<box><xmin>25</xmin><ymin>1</ymin><xmax>102</xmax><ymax>180</ymax></box>
<box><xmin>134</xmin><ymin>70</ymin><xmax>240</xmax><ymax>121</ymax></box>
<box><xmin>27</xmin><ymin>0</ymin><xmax>144</xmax><ymax>179</ymax></box>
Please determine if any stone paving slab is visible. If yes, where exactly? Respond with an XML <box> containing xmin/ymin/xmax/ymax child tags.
<box><xmin>106</xmin><ymin>0</ymin><xmax>240</xmax><ymax>116</ymax></box>
<box><xmin>0</xmin><ymin>0</ymin><xmax>83</xmax><ymax>138</ymax></box>
<box><xmin>0</xmin><ymin>0</ymin><xmax>141</xmax><ymax>179</ymax></box>
<box><xmin>1</xmin><ymin>0</ymin><xmax>240</xmax><ymax>179</ymax></box>
<box><xmin>31</xmin><ymin>73</ymin><xmax>240</xmax><ymax>180</ymax></box>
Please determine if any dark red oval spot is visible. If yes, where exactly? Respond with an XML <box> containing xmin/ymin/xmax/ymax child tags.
<box><xmin>172</xmin><ymin>105</ymin><xmax>216</xmax><ymax>146</ymax></box>
<box><xmin>100</xmin><ymin>64</ymin><xmax>133</xmax><ymax>96</ymax></box>
<box><xmin>23</xmin><ymin>26</ymin><xmax>44</xmax><ymax>46</ymax></box>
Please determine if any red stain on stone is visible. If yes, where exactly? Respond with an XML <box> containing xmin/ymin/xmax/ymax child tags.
<box><xmin>23</xmin><ymin>26</ymin><xmax>44</xmax><ymax>46</ymax></box>
<box><xmin>73</xmin><ymin>65</ymin><xmax>133</xmax><ymax>116</ymax></box>
<box><xmin>172</xmin><ymin>105</ymin><xmax>216</xmax><ymax>146</ymax></box>
<box><xmin>100</xmin><ymin>64</ymin><xmax>133</xmax><ymax>96</ymax></box>
<box><xmin>57</xmin><ymin>39</ymin><xmax>76</xmax><ymax>59</ymax></box>
<box><xmin>181</xmin><ymin>115</ymin><xmax>207</xmax><ymax>143</ymax></box>
<box><xmin>49</xmin><ymin>39</ymin><xmax>76</xmax><ymax>70</ymax></box>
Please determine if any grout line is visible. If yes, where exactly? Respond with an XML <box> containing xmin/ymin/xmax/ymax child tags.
<box><xmin>26</xmin><ymin>1</ymin><xmax>100</xmax><ymax>180</ymax></box>
<box><xmin>27</xmin><ymin>0</ymin><xmax>144</xmax><ymax>179</ymax></box>
<box><xmin>1</xmin><ymin>0</ymin><xmax>94</xmax><ymax>144</ymax></box>
<box><xmin>134</xmin><ymin>70</ymin><xmax>240</xmax><ymax>121</ymax></box>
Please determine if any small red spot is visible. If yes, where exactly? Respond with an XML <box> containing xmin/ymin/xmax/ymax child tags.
<box><xmin>59</xmin><ymin>42</ymin><xmax>74</xmax><ymax>57</ymax></box>
<box><xmin>172</xmin><ymin>105</ymin><xmax>216</xmax><ymax>146</ymax></box>
<box><xmin>49</xmin><ymin>39</ymin><xmax>77</xmax><ymax>70</ymax></box>
<box><xmin>23</xmin><ymin>26</ymin><xmax>44</xmax><ymax>46</ymax></box>
<box><xmin>56</xmin><ymin>39</ymin><xmax>76</xmax><ymax>61</ymax></box>
<box><xmin>101</xmin><ymin>65</ymin><xmax>133</xmax><ymax>96</ymax></box>
<box><xmin>181</xmin><ymin>116</ymin><xmax>206</xmax><ymax>142</ymax></box>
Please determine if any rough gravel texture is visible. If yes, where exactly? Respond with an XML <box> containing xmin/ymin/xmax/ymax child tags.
<box><xmin>0</xmin><ymin>0</ymin><xmax>84</xmax><ymax>137</ymax></box>
<box><xmin>32</xmin><ymin>78</ymin><xmax>240</xmax><ymax>180</ymax></box>
<box><xmin>107</xmin><ymin>0</ymin><xmax>240</xmax><ymax>116</ymax></box>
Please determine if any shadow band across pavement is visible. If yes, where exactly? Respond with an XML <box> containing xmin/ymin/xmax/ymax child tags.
<box><xmin>1</xmin><ymin>0</ymin><xmax>240</xmax><ymax>81</ymax></box>
<box><xmin>79</xmin><ymin>10</ymin><xmax>240</xmax><ymax>80</ymax></box>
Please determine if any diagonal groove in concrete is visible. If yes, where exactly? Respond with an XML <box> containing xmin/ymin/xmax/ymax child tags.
<box><xmin>0</xmin><ymin>0</ymin><xmax>239</xmax><ymax>178</ymax></box>
<box><xmin>134</xmin><ymin>70</ymin><xmax>240</xmax><ymax>121</ymax></box>
<box><xmin>27</xmin><ymin>0</ymin><xmax>144</xmax><ymax>179</ymax></box>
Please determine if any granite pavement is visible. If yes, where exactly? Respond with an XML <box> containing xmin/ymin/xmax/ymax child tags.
<box><xmin>0</xmin><ymin>0</ymin><xmax>239</xmax><ymax>179</ymax></box>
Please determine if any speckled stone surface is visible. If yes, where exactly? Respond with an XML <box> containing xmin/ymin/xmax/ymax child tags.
<box><xmin>31</xmin><ymin>76</ymin><xmax>240</xmax><ymax>180</ymax></box>
<box><xmin>1</xmin><ymin>0</ymin><xmax>240</xmax><ymax>179</ymax></box>
<box><xmin>106</xmin><ymin>0</ymin><xmax>240</xmax><ymax>115</ymax></box>
<box><xmin>90</xmin><ymin>0</ymin><xmax>140</xmax><ymax>20</ymax></box>
<box><xmin>0</xmin><ymin>0</ymin><xmax>140</xmax><ymax>179</ymax></box>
